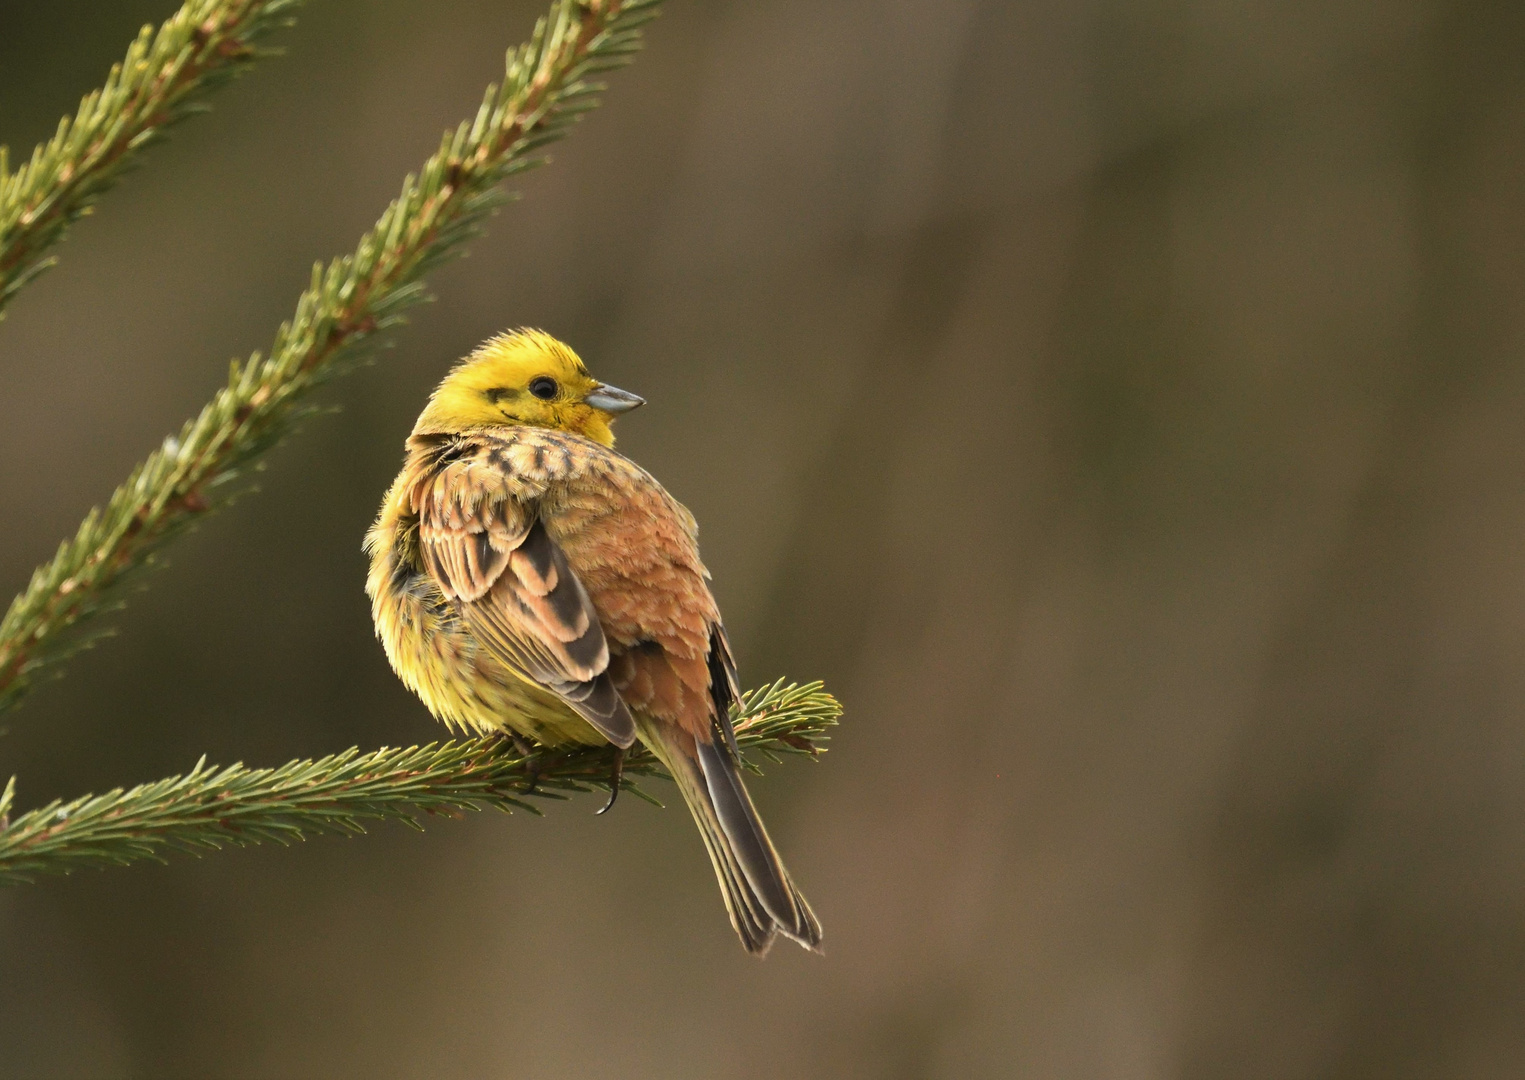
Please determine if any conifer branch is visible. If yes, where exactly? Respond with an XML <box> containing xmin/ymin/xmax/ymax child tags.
<box><xmin>0</xmin><ymin>0</ymin><xmax>661</xmax><ymax>715</ymax></box>
<box><xmin>0</xmin><ymin>0</ymin><xmax>303</xmax><ymax>319</ymax></box>
<box><xmin>0</xmin><ymin>680</ymin><xmax>836</xmax><ymax>884</ymax></box>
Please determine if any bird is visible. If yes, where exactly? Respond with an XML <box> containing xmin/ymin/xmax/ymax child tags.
<box><xmin>365</xmin><ymin>329</ymin><xmax>822</xmax><ymax>955</ymax></box>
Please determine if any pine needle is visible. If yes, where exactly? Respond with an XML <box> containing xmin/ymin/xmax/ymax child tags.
<box><xmin>0</xmin><ymin>681</ymin><xmax>838</xmax><ymax>884</ymax></box>
<box><xmin>0</xmin><ymin>0</ymin><xmax>303</xmax><ymax>320</ymax></box>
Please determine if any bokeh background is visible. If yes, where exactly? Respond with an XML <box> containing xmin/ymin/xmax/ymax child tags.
<box><xmin>2</xmin><ymin>0</ymin><xmax>1524</xmax><ymax>1075</ymax></box>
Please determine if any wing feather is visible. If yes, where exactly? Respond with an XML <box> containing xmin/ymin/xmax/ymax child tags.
<box><xmin>413</xmin><ymin>441</ymin><xmax>635</xmax><ymax>748</ymax></box>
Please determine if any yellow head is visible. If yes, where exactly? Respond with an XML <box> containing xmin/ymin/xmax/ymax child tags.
<box><xmin>411</xmin><ymin>329</ymin><xmax>644</xmax><ymax>447</ymax></box>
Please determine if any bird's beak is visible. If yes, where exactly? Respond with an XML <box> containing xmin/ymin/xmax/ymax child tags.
<box><xmin>584</xmin><ymin>383</ymin><xmax>645</xmax><ymax>414</ymax></box>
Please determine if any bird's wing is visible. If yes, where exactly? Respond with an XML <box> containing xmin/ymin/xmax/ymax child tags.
<box><xmin>410</xmin><ymin>444</ymin><xmax>635</xmax><ymax>748</ymax></box>
<box><xmin>707</xmin><ymin>623</ymin><xmax>742</xmax><ymax>757</ymax></box>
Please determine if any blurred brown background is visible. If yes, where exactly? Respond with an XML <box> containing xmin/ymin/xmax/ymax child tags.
<box><xmin>2</xmin><ymin>0</ymin><xmax>1525</xmax><ymax>1075</ymax></box>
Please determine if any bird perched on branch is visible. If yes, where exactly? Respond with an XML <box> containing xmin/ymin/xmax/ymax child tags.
<box><xmin>365</xmin><ymin>330</ymin><xmax>822</xmax><ymax>954</ymax></box>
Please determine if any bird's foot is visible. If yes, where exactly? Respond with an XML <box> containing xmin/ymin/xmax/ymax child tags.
<box><xmin>595</xmin><ymin>747</ymin><xmax>626</xmax><ymax>815</ymax></box>
<box><xmin>510</xmin><ymin>734</ymin><xmax>543</xmax><ymax>793</ymax></box>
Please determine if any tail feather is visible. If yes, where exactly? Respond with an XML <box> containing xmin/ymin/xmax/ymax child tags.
<box><xmin>686</xmin><ymin>780</ymin><xmax>776</xmax><ymax>953</ymax></box>
<box><xmin>640</xmin><ymin>719</ymin><xmax>822</xmax><ymax>955</ymax></box>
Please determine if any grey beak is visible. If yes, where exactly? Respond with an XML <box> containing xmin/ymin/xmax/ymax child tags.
<box><xmin>584</xmin><ymin>384</ymin><xmax>645</xmax><ymax>414</ymax></box>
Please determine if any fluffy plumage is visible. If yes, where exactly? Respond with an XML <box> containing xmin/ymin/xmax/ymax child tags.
<box><xmin>365</xmin><ymin>330</ymin><xmax>822</xmax><ymax>954</ymax></box>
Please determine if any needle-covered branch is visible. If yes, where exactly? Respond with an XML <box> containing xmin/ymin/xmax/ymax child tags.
<box><xmin>0</xmin><ymin>0</ymin><xmax>302</xmax><ymax>319</ymax></box>
<box><xmin>0</xmin><ymin>680</ymin><xmax>836</xmax><ymax>885</ymax></box>
<box><xmin>0</xmin><ymin>0</ymin><xmax>661</xmax><ymax>714</ymax></box>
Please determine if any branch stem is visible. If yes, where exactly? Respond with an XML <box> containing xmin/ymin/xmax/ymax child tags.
<box><xmin>0</xmin><ymin>0</ymin><xmax>302</xmax><ymax>317</ymax></box>
<box><xmin>0</xmin><ymin>680</ymin><xmax>836</xmax><ymax>885</ymax></box>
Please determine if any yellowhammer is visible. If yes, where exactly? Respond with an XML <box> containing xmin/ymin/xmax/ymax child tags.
<box><xmin>365</xmin><ymin>330</ymin><xmax>822</xmax><ymax>954</ymax></box>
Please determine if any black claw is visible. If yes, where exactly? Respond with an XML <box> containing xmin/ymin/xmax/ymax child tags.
<box><xmin>511</xmin><ymin>734</ymin><xmax>542</xmax><ymax>793</ymax></box>
<box><xmin>595</xmin><ymin>747</ymin><xmax>626</xmax><ymax>815</ymax></box>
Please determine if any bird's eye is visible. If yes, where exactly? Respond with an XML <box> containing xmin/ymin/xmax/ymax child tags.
<box><xmin>528</xmin><ymin>377</ymin><xmax>559</xmax><ymax>400</ymax></box>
